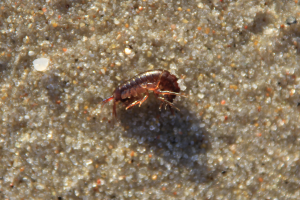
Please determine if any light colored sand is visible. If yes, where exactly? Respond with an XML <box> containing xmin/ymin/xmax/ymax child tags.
<box><xmin>1</xmin><ymin>0</ymin><xmax>300</xmax><ymax>199</ymax></box>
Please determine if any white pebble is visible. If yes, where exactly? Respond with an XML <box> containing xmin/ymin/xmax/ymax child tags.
<box><xmin>28</xmin><ymin>51</ymin><xmax>35</xmax><ymax>56</ymax></box>
<box><xmin>177</xmin><ymin>79</ymin><xmax>186</xmax><ymax>91</ymax></box>
<box><xmin>149</xmin><ymin>125</ymin><xmax>155</xmax><ymax>131</ymax></box>
<box><xmin>33</xmin><ymin>58</ymin><xmax>50</xmax><ymax>71</ymax></box>
<box><xmin>124</xmin><ymin>48</ymin><xmax>132</xmax><ymax>55</ymax></box>
<box><xmin>115</xmin><ymin>61</ymin><xmax>121</xmax><ymax>66</ymax></box>
<box><xmin>114</xmin><ymin>18</ymin><xmax>120</xmax><ymax>25</ymax></box>
<box><xmin>198</xmin><ymin>93</ymin><xmax>204</xmax><ymax>99</ymax></box>
<box><xmin>197</xmin><ymin>3</ymin><xmax>204</xmax><ymax>8</ymax></box>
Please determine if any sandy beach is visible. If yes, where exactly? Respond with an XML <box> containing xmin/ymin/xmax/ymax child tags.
<box><xmin>0</xmin><ymin>0</ymin><xmax>300</xmax><ymax>199</ymax></box>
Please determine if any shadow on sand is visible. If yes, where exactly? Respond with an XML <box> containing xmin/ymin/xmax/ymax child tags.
<box><xmin>117</xmin><ymin>96</ymin><xmax>213</xmax><ymax>184</ymax></box>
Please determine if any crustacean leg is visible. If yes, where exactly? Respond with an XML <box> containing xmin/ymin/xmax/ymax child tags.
<box><xmin>154</xmin><ymin>89</ymin><xmax>188</xmax><ymax>97</ymax></box>
<box><xmin>158</xmin><ymin>101</ymin><xmax>175</xmax><ymax>115</ymax></box>
<box><xmin>125</xmin><ymin>91</ymin><xmax>149</xmax><ymax>110</ymax></box>
<box><xmin>153</xmin><ymin>70</ymin><xmax>165</xmax><ymax>89</ymax></box>
<box><xmin>155</xmin><ymin>95</ymin><xmax>180</xmax><ymax>111</ymax></box>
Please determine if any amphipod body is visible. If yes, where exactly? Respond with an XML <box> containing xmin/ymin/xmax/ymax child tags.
<box><xmin>102</xmin><ymin>69</ymin><xmax>184</xmax><ymax>118</ymax></box>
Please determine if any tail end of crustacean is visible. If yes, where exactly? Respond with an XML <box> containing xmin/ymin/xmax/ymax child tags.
<box><xmin>101</xmin><ymin>96</ymin><xmax>116</xmax><ymax>123</ymax></box>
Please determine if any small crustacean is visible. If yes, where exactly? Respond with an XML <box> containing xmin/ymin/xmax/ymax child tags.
<box><xmin>102</xmin><ymin>69</ymin><xmax>185</xmax><ymax>118</ymax></box>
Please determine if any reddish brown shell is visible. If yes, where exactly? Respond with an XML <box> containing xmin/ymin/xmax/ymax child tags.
<box><xmin>102</xmin><ymin>69</ymin><xmax>182</xmax><ymax>118</ymax></box>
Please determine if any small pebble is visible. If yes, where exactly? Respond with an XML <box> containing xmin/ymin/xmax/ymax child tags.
<box><xmin>114</xmin><ymin>18</ymin><xmax>120</xmax><ymax>25</ymax></box>
<box><xmin>28</xmin><ymin>51</ymin><xmax>35</xmax><ymax>56</ymax></box>
<box><xmin>124</xmin><ymin>48</ymin><xmax>132</xmax><ymax>55</ymax></box>
<box><xmin>197</xmin><ymin>3</ymin><xmax>204</xmax><ymax>8</ymax></box>
<box><xmin>286</xmin><ymin>16</ymin><xmax>297</xmax><ymax>25</ymax></box>
<box><xmin>33</xmin><ymin>58</ymin><xmax>50</xmax><ymax>71</ymax></box>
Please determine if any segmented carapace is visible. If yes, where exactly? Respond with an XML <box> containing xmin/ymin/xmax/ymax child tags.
<box><xmin>102</xmin><ymin>69</ymin><xmax>185</xmax><ymax>118</ymax></box>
